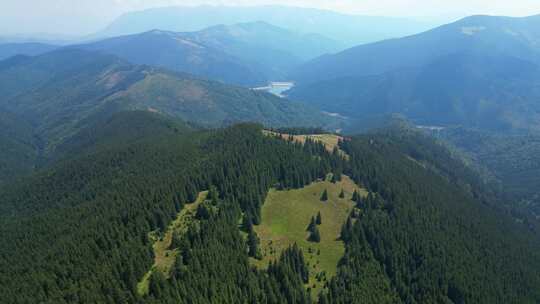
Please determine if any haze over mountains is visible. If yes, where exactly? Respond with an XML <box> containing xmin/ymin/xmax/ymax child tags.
<box><xmin>79</xmin><ymin>22</ymin><xmax>338</xmax><ymax>86</ymax></box>
<box><xmin>289</xmin><ymin>14</ymin><xmax>540</xmax><ymax>132</ymax></box>
<box><xmin>98</xmin><ymin>5</ymin><xmax>441</xmax><ymax>48</ymax></box>
<box><xmin>0</xmin><ymin>42</ymin><xmax>58</xmax><ymax>60</ymax></box>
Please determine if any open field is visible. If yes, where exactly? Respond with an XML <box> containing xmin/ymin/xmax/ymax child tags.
<box><xmin>137</xmin><ymin>191</ymin><xmax>208</xmax><ymax>295</ymax></box>
<box><xmin>263</xmin><ymin>130</ymin><xmax>347</xmax><ymax>156</ymax></box>
<box><xmin>253</xmin><ymin>175</ymin><xmax>367</xmax><ymax>295</ymax></box>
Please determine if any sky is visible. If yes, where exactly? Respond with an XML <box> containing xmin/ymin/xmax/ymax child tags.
<box><xmin>2</xmin><ymin>0</ymin><xmax>540</xmax><ymax>36</ymax></box>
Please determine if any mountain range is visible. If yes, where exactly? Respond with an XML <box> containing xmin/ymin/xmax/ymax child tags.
<box><xmin>2</xmin><ymin>8</ymin><xmax>540</xmax><ymax>304</ymax></box>
<box><xmin>0</xmin><ymin>42</ymin><xmax>57</xmax><ymax>60</ymax></box>
<box><xmin>78</xmin><ymin>22</ymin><xmax>338</xmax><ymax>86</ymax></box>
<box><xmin>289</xmin><ymin>14</ymin><xmax>540</xmax><ymax>133</ymax></box>
<box><xmin>96</xmin><ymin>5</ymin><xmax>442</xmax><ymax>48</ymax></box>
<box><xmin>0</xmin><ymin>48</ymin><xmax>338</xmax><ymax>160</ymax></box>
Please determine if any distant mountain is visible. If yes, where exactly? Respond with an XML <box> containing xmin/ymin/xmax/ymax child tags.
<box><xmin>0</xmin><ymin>42</ymin><xmax>57</xmax><ymax>60</ymax></box>
<box><xmin>96</xmin><ymin>5</ymin><xmax>441</xmax><ymax>48</ymax></box>
<box><xmin>78</xmin><ymin>22</ymin><xmax>339</xmax><ymax>86</ymax></box>
<box><xmin>289</xmin><ymin>15</ymin><xmax>540</xmax><ymax>133</ymax></box>
<box><xmin>0</xmin><ymin>49</ymin><xmax>339</xmax><ymax>154</ymax></box>
<box><xmin>292</xmin><ymin>14</ymin><xmax>540</xmax><ymax>84</ymax></box>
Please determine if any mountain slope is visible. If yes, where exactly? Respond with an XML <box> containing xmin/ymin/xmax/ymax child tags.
<box><xmin>79</xmin><ymin>29</ymin><xmax>267</xmax><ymax>86</ymax></box>
<box><xmin>0</xmin><ymin>49</ymin><xmax>338</xmax><ymax>154</ymax></box>
<box><xmin>292</xmin><ymin>14</ymin><xmax>540</xmax><ymax>84</ymax></box>
<box><xmin>96</xmin><ymin>5</ymin><xmax>441</xmax><ymax>48</ymax></box>
<box><xmin>0</xmin><ymin>111</ymin><xmax>39</xmax><ymax>185</ymax></box>
<box><xmin>0</xmin><ymin>42</ymin><xmax>58</xmax><ymax>60</ymax></box>
<box><xmin>439</xmin><ymin>127</ymin><xmax>540</xmax><ymax>226</ymax></box>
<box><xmin>80</xmin><ymin>22</ymin><xmax>338</xmax><ymax>86</ymax></box>
<box><xmin>289</xmin><ymin>52</ymin><xmax>540</xmax><ymax>132</ymax></box>
<box><xmin>0</xmin><ymin>122</ymin><xmax>538</xmax><ymax>303</ymax></box>
<box><xmin>289</xmin><ymin>15</ymin><xmax>540</xmax><ymax>132</ymax></box>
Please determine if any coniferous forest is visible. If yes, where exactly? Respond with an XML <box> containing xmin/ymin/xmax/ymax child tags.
<box><xmin>0</xmin><ymin>116</ymin><xmax>539</xmax><ymax>303</ymax></box>
<box><xmin>3</xmin><ymin>5</ymin><xmax>540</xmax><ymax>303</ymax></box>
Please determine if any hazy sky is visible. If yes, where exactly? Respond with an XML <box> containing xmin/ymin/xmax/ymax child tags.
<box><xmin>2</xmin><ymin>0</ymin><xmax>540</xmax><ymax>36</ymax></box>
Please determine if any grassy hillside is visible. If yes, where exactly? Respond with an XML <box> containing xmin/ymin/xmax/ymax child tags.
<box><xmin>263</xmin><ymin>130</ymin><xmax>346</xmax><ymax>154</ymax></box>
<box><xmin>254</xmin><ymin>175</ymin><xmax>366</xmax><ymax>295</ymax></box>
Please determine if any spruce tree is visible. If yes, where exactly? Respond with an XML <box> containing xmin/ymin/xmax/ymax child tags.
<box><xmin>307</xmin><ymin>216</ymin><xmax>316</xmax><ymax>232</ymax></box>
<box><xmin>339</xmin><ymin>189</ymin><xmax>345</xmax><ymax>199</ymax></box>
<box><xmin>352</xmin><ymin>190</ymin><xmax>359</xmax><ymax>202</ymax></box>
<box><xmin>247</xmin><ymin>229</ymin><xmax>262</xmax><ymax>260</ymax></box>
<box><xmin>309</xmin><ymin>226</ymin><xmax>321</xmax><ymax>243</ymax></box>
<box><xmin>316</xmin><ymin>212</ymin><xmax>322</xmax><ymax>225</ymax></box>
<box><xmin>321</xmin><ymin>189</ymin><xmax>328</xmax><ymax>202</ymax></box>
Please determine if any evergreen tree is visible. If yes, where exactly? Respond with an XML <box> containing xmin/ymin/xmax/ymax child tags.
<box><xmin>247</xmin><ymin>228</ymin><xmax>262</xmax><ymax>260</ymax></box>
<box><xmin>321</xmin><ymin>189</ymin><xmax>329</xmax><ymax>201</ymax></box>
<box><xmin>339</xmin><ymin>189</ymin><xmax>345</xmax><ymax>199</ymax></box>
<box><xmin>309</xmin><ymin>226</ymin><xmax>321</xmax><ymax>243</ymax></box>
<box><xmin>241</xmin><ymin>213</ymin><xmax>253</xmax><ymax>232</ymax></box>
<box><xmin>307</xmin><ymin>216</ymin><xmax>316</xmax><ymax>232</ymax></box>
<box><xmin>352</xmin><ymin>190</ymin><xmax>359</xmax><ymax>202</ymax></box>
<box><xmin>316</xmin><ymin>211</ymin><xmax>322</xmax><ymax>225</ymax></box>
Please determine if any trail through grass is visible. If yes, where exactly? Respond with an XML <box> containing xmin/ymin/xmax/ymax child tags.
<box><xmin>137</xmin><ymin>191</ymin><xmax>208</xmax><ymax>295</ymax></box>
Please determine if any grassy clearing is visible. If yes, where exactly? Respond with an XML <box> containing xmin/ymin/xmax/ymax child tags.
<box><xmin>253</xmin><ymin>175</ymin><xmax>367</xmax><ymax>295</ymax></box>
<box><xmin>263</xmin><ymin>130</ymin><xmax>348</xmax><ymax>157</ymax></box>
<box><xmin>137</xmin><ymin>191</ymin><xmax>208</xmax><ymax>296</ymax></box>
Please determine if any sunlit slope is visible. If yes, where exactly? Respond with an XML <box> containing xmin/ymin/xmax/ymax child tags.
<box><xmin>254</xmin><ymin>175</ymin><xmax>366</xmax><ymax>294</ymax></box>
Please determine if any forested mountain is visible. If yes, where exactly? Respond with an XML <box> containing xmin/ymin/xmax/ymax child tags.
<box><xmin>0</xmin><ymin>114</ymin><xmax>538</xmax><ymax>303</ymax></box>
<box><xmin>438</xmin><ymin>127</ymin><xmax>540</xmax><ymax>227</ymax></box>
<box><xmin>0</xmin><ymin>42</ymin><xmax>57</xmax><ymax>60</ymax></box>
<box><xmin>79</xmin><ymin>22</ymin><xmax>337</xmax><ymax>86</ymax></box>
<box><xmin>0</xmin><ymin>48</ymin><xmax>338</xmax><ymax>155</ymax></box>
<box><xmin>289</xmin><ymin>52</ymin><xmax>540</xmax><ymax>132</ymax></box>
<box><xmin>292</xmin><ymin>14</ymin><xmax>540</xmax><ymax>84</ymax></box>
<box><xmin>289</xmin><ymin>15</ymin><xmax>540</xmax><ymax>133</ymax></box>
<box><xmin>0</xmin><ymin>111</ymin><xmax>39</xmax><ymax>184</ymax></box>
<box><xmin>3</xmin><ymin>5</ymin><xmax>540</xmax><ymax>303</ymax></box>
<box><xmin>96</xmin><ymin>5</ymin><xmax>440</xmax><ymax>48</ymax></box>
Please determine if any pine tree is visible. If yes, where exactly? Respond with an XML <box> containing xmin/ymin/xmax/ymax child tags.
<box><xmin>316</xmin><ymin>212</ymin><xmax>322</xmax><ymax>225</ymax></box>
<box><xmin>241</xmin><ymin>214</ymin><xmax>253</xmax><ymax>232</ymax></box>
<box><xmin>247</xmin><ymin>229</ymin><xmax>262</xmax><ymax>260</ymax></box>
<box><xmin>309</xmin><ymin>226</ymin><xmax>321</xmax><ymax>243</ymax></box>
<box><xmin>352</xmin><ymin>190</ymin><xmax>359</xmax><ymax>202</ymax></box>
<box><xmin>321</xmin><ymin>189</ymin><xmax>328</xmax><ymax>202</ymax></box>
<box><xmin>339</xmin><ymin>189</ymin><xmax>345</xmax><ymax>199</ymax></box>
<box><xmin>307</xmin><ymin>216</ymin><xmax>316</xmax><ymax>232</ymax></box>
